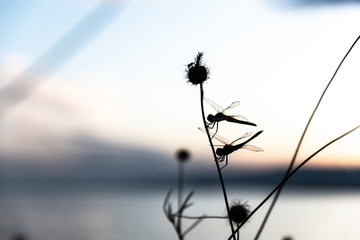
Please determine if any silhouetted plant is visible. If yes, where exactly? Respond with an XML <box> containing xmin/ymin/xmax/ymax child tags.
<box><xmin>164</xmin><ymin>52</ymin><xmax>262</xmax><ymax>240</ymax></box>
<box><xmin>176</xmin><ymin>149</ymin><xmax>189</xmax><ymax>236</ymax></box>
<box><xmin>163</xmin><ymin>149</ymin><xmax>205</xmax><ymax>239</ymax></box>
<box><xmin>227</xmin><ymin>125</ymin><xmax>359</xmax><ymax>240</ymax></box>
<box><xmin>253</xmin><ymin>34</ymin><xmax>360</xmax><ymax>240</ymax></box>
<box><xmin>164</xmin><ymin>45</ymin><xmax>360</xmax><ymax>239</ymax></box>
<box><xmin>193</xmin><ymin>52</ymin><xmax>262</xmax><ymax>239</ymax></box>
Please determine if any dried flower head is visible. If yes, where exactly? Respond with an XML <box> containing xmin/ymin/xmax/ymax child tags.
<box><xmin>228</xmin><ymin>200</ymin><xmax>250</xmax><ymax>225</ymax></box>
<box><xmin>186</xmin><ymin>52</ymin><xmax>209</xmax><ymax>85</ymax></box>
<box><xmin>282</xmin><ymin>237</ymin><xmax>293</xmax><ymax>240</ymax></box>
<box><xmin>10</xmin><ymin>233</ymin><xmax>27</xmax><ymax>240</ymax></box>
<box><xmin>176</xmin><ymin>149</ymin><xmax>190</xmax><ymax>163</ymax></box>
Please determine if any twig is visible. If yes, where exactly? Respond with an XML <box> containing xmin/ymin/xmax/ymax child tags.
<box><xmin>254</xmin><ymin>34</ymin><xmax>360</xmax><ymax>240</ymax></box>
<box><xmin>174</xmin><ymin>214</ymin><xmax>227</xmax><ymax>220</ymax></box>
<box><xmin>163</xmin><ymin>190</ymin><xmax>198</xmax><ymax>239</ymax></box>
<box><xmin>228</xmin><ymin>125</ymin><xmax>360</xmax><ymax>240</ymax></box>
<box><xmin>174</xmin><ymin>191</ymin><xmax>194</xmax><ymax>216</ymax></box>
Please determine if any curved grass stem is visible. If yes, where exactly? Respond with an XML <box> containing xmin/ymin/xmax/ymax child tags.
<box><xmin>199</xmin><ymin>83</ymin><xmax>236</xmax><ymax>240</ymax></box>
<box><xmin>228</xmin><ymin>125</ymin><xmax>360</xmax><ymax>240</ymax></box>
<box><xmin>254</xmin><ymin>34</ymin><xmax>360</xmax><ymax>240</ymax></box>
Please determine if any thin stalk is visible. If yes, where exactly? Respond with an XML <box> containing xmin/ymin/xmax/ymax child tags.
<box><xmin>254</xmin><ymin>34</ymin><xmax>360</xmax><ymax>240</ymax></box>
<box><xmin>237</xmin><ymin>223</ymin><xmax>240</xmax><ymax>240</ymax></box>
<box><xmin>199</xmin><ymin>83</ymin><xmax>236</xmax><ymax>240</ymax></box>
<box><xmin>174</xmin><ymin>215</ymin><xmax>227</xmax><ymax>220</ymax></box>
<box><xmin>228</xmin><ymin>125</ymin><xmax>360</xmax><ymax>240</ymax></box>
<box><xmin>177</xmin><ymin>162</ymin><xmax>184</xmax><ymax>237</ymax></box>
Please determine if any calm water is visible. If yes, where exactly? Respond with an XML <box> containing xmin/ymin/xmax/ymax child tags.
<box><xmin>1</xmin><ymin>185</ymin><xmax>360</xmax><ymax>240</ymax></box>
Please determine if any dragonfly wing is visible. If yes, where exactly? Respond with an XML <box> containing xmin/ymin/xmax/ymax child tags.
<box><xmin>204</xmin><ymin>97</ymin><xmax>224</xmax><ymax>113</ymax></box>
<box><xmin>198</xmin><ymin>127</ymin><xmax>230</xmax><ymax>145</ymax></box>
<box><xmin>242</xmin><ymin>144</ymin><xmax>263</xmax><ymax>152</ymax></box>
<box><xmin>230</xmin><ymin>132</ymin><xmax>254</xmax><ymax>145</ymax></box>
<box><xmin>229</xmin><ymin>115</ymin><xmax>248</xmax><ymax>122</ymax></box>
<box><xmin>223</xmin><ymin>101</ymin><xmax>240</xmax><ymax>113</ymax></box>
<box><xmin>212</xmin><ymin>134</ymin><xmax>231</xmax><ymax>145</ymax></box>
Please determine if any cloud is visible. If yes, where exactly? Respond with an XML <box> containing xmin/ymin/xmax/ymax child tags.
<box><xmin>0</xmin><ymin>69</ymin><xmax>128</xmax><ymax>159</ymax></box>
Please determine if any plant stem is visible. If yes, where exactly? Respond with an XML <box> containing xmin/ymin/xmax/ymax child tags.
<box><xmin>199</xmin><ymin>83</ymin><xmax>236</xmax><ymax>240</ymax></box>
<box><xmin>237</xmin><ymin>223</ymin><xmax>240</xmax><ymax>240</ymax></box>
<box><xmin>177</xmin><ymin>162</ymin><xmax>184</xmax><ymax>237</ymax></box>
<box><xmin>228</xmin><ymin>125</ymin><xmax>360</xmax><ymax>240</ymax></box>
<box><xmin>254</xmin><ymin>34</ymin><xmax>360</xmax><ymax>240</ymax></box>
<box><xmin>174</xmin><ymin>215</ymin><xmax>227</xmax><ymax>220</ymax></box>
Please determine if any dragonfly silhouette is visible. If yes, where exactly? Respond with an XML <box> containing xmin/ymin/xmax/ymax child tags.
<box><xmin>204</xmin><ymin>97</ymin><xmax>256</xmax><ymax>136</ymax></box>
<box><xmin>199</xmin><ymin>128</ymin><xmax>263</xmax><ymax>169</ymax></box>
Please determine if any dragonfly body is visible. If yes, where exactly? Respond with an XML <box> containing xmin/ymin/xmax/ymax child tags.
<box><xmin>204</xmin><ymin>98</ymin><xmax>256</xmax><ymax>135</ymax></box>
<box><xmin>216</xmin><ymin>142</ymin><xmax>246</xmax><ymax>158</ymax></box>
<box><xmin>199</xmin><ymin>127</ymin><xmax>263</xmax><ymax>169</ymax></box>
<box><xmin>208</xmin><ymin>112</ymin><xmax>256</xmax><ymax>127</ymax></box>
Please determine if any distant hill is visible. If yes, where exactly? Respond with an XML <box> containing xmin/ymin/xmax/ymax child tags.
<box><xmin>0</xmin><ymin>135</ymin><xmax>359</xmax><ymax>190</ymax></box>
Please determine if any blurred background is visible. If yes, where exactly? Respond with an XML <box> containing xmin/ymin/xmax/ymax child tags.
<box><xmin>0</xmin><ymin>0</ymin><xmax>360</xmax><ymax>239</ymax></box>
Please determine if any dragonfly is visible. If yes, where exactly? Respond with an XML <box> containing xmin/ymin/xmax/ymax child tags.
<box><xmin>199</xmin><ymin>128</ymin><xmax>263</xmax><ymax>169</ymax></box>
<box><xmin>204</xmin><ymin>97</ymin><xmax>256</xmax><ymax>137</ymax></box>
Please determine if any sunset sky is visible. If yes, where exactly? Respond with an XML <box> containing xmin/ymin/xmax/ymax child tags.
<box><xmin>0</xmin><ymin>0</ymin><xmax>359</xmax><ymax>174</ymax></box>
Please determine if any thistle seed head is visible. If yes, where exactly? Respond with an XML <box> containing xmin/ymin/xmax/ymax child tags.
<box><xmin>176</xmin><ymin>149</ymin><xmax>190</xmax><ymax>163</ymax></box>
<box><xmin>186</xmin><ymin>52</ymin><xmax>209</xmax><ymax>85</ymax></box>
<box><xmin>228</xmin><ymin>200</ymin><xmax>250</xmax><ymax>225</ymax></box>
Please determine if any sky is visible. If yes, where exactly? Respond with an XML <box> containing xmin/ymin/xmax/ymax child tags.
<box><xmin>0</xmin><ymin>0</ymin><xmax>360</xmax><ymax>177</ymax></box>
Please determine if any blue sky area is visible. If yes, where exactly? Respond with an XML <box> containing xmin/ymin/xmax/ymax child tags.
<box><xmin>0</xmin><ymin>0</ymin><xmax>359</xmax><ymax>177</ymax></box>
